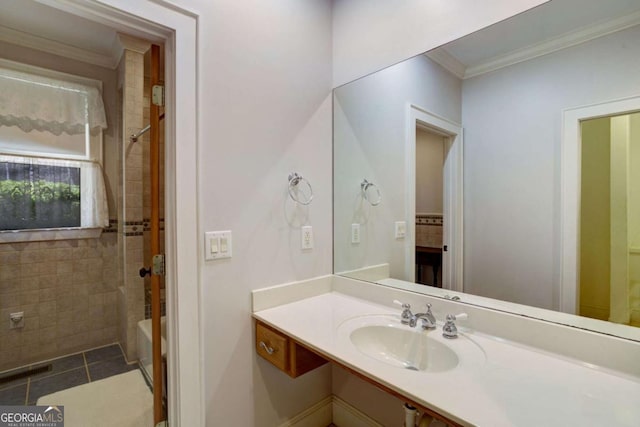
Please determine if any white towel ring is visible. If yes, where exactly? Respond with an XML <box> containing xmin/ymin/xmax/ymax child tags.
<box><xmin>288</xmin><ymin>172</ymin><xmax>313</xmax><ymax>205</ymax></box>
<box><xmin>361</xmin><ymin>179</ymin><xmax>381</xmax><ymax>206</ymax></box>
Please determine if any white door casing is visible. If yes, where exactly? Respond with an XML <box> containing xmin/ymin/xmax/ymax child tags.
<box><xmin>37</xmin><ymin>1</ymin><xmax>203</xmax><ymax>426</ymax></box>
<box><xmin>560</xmin><ymin>95</ymin><xmax>640</xmax><ymax>315</ymax></box>
<box><xmin>406</xmin><ymin>104</ymin><xmax>464</xmax><ymax>292</ymax></box>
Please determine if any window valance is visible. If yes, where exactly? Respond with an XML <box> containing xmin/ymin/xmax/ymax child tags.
<box><xmin>0</xmin><ymin>67</ymin><xmax>107</xmax><ymax>136</ymax></box>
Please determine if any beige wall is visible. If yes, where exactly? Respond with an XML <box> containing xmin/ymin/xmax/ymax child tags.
<box><xmin>416</xmin><ymin>128</ymin><xmax>445</xmax><ymax>214</ymax></box>
<box><xmin>116</xmin><ymin>45</ymin><xmax>149</xmax><ymax>361</ymax></box>
<box><xmin>0</xmin><ymin>234</ymin><xmax>118</xmax><ymax>372</ymax></box>
<box><xmin>579</xmin><ymin>117</ymin><xmax>611</xmax><ymax>321</ymax></box>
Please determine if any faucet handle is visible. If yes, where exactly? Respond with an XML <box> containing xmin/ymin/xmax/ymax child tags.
<box><xmin>393</xmin><ymin>300</ymin><xmax>410</xmax><ymax>309</ymax></box>
<box><xmin>449</xmin><ymin>313</ymin><xmax>467</xmax><ymax>321</ymax></box>
<box><xmin>393</xmin><ymin>300</ymin><xmax>413</xmax><ymax>324</ymax></box>
<box><xmin>443</xmin><ymin>313</ymin><xmax>467</xmax><ymax>339</ymax></box>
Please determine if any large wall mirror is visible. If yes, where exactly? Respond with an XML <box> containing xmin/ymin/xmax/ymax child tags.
<box><xmin>333</xmin><ymin>0</ymin><xmax>640</xmax><ymax>341</ymax></box>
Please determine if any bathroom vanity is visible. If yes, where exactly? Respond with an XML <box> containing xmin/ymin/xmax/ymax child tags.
<box><xmin>253</xmin><ymin>276</ymin><xmax>640</xmax><ymax>427</ymax></box>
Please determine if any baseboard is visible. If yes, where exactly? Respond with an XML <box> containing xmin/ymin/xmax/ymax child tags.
<box><xmin>278</xmin><ymin>396</ymin><xmax>333</xmax><ymax>427</ymax></box>
<box><xmin>332</xmin><ymin>396</ymin><xmax>384</xmax><ymax>427</ymax></box>
<box><xmin>277</xmin><ymin>395</ymin><xmax>383</xmax><ymax>427</ymax></box>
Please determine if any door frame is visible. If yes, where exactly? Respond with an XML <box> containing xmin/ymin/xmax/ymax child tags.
<box><xmin>560</xmin><ymin>95</ymin><xmax>640</xmax><ymax>315</ymax></box>
<box><xmin>39</xmin><ymin>1</ymin><xmax>202</xmax><ymax>425</ymax></box>
<box><xmin>406</xmin><ymin>104</ymin><xmax>464</xmax><ymax>291</ymax></box>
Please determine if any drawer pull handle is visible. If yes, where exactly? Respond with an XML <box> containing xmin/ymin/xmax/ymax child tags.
<box><xmin>259</xmin><ymin>341</ymin><xmax>275</xmax><ymax>355</ymax></box>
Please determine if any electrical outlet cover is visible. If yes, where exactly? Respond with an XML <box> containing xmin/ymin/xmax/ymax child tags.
<box><xmin>351</xmin><ymin>223</ymin><xmax>361</xmax><ymax>244</ymax></box>
<box><xmin>302</xmin><ymin>226</ymin><xmax>314</xmax><ymax>249</ymax></box>
<box><xmin>395</xmin><ymin>221</ymin><xmax>406</xmax><ymax>239</ymax></box>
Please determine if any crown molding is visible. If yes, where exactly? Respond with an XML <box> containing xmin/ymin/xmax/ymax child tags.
<box><xmin>0</xmin><ymin>25</ymin><xmax>116</xmax><ymax>69</ymax></box>
<box><xmin>464</xmin><ymin>10</ymin><xmax>640</xmax><ymax>79</ymax></box>
<box><xmin>425</xmin><ymin>48</ymin><xmax>466</xmax><ymax>80</ymax></box>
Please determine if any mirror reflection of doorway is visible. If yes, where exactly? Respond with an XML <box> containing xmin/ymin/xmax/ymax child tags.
<box><xmin>415</xmin><ymin>126</ymin><xmax>446</xmax><ymax>287</ymax></box>
<box><xmin>580</xmin><ymin>112</ymin><xmax>640</xmax><ymax>327</ymax></box>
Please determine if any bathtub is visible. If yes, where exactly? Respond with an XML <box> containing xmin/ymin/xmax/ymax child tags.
<box><xmin>137</xmin><ymin>317</ymin><xmax>166</xmax><ymax>386</ymax></box>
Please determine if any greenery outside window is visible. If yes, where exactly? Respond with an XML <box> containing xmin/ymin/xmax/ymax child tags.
<box><xmin>0</xmin><ymin>160</ymin><xmax>81</xmax><ymax>230</ymax></box>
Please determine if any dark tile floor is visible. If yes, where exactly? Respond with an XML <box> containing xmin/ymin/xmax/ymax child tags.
<box><xmin>0</xmin><ymin>344</ymin><xmax>138</xmax><ymax>405</ymax></box>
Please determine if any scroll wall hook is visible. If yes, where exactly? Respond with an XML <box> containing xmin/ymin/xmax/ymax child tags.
<box><xmin>361</xmin><ymin>179</ymin><xmax>381</xmax><ymax>206</ymax></box>
<box><xmin>288</xmin><ymin>172</ymin><xmax>313</xmax><ymax>205</ymax></box>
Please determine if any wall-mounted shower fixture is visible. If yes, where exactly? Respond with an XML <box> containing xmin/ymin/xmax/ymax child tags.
<box><xmin>130</xmin><ymin>113</ymin><xmax>165</xmax><ymax>142</ymax></box>
<box><xmin>361</xmin><ymin>179</ymin><xmax>381</xmax><ymax>206</ymax></box>
<box><xmin>288</xmin><ymin>172</ymin><xmax>313</xmax><ymax>205</ymax></box>
<box><xmin>130</xmin><ymin>124</ymin><xmax>150</xmax><ymax>143</ymax></box>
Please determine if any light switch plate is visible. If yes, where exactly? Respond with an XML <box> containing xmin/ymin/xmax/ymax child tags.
<box><xmin>205</xmin><ymin>230</ymin><xmax>232</xmax><ymax>260</ymax></box>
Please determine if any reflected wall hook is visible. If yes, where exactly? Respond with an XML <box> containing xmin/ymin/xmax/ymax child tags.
<box><xmin>288</xmin><ymin>172</ymin><xmax>313</xmax><ymax>205</ymax></box>
<box><xmin>361</xmin><ymin>179</ymin><xmax>381</xmax><ymax>206</ymax></box>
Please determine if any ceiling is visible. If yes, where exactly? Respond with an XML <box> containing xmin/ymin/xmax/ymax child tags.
<box><xmin>429</xmin><ymin>0</ymin><xmax>640</xmax><ymax>79</ymax></box>
<box><xmin>0</xmin><ymin>0</ymin><xmax>120</xmax><ymax>68</ymax></box>
<box><xmin>2</xmin><ymin>0</ymin><xmax>639</xmax><ymax>75</ymax></box>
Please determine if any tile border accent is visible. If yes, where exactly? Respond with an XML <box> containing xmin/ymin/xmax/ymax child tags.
<box><xmin>103</xmin><ymin>219</ymin><xmax>118</xmax><ymax>233</ymax></box>
<box><xmin>416</xmin><ymin>213</ymin><xmax>443</xmax><ymax>226</ymax></box>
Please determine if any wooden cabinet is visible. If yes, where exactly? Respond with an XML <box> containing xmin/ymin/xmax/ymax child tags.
<box><xmin>255</xmin><ymin>321</ymin><xmax>328</xmax><ymax>378</ymax></box>
<box><xmin>254</xmin><ymin>319</ymin><xmax>460</xmax><ymax>426</ymax></box>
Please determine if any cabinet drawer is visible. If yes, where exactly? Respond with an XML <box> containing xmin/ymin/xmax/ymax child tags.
<box><xmin>256</xmin><ymin>322</ymin><xmax>289</xmax><ymax>371</ymax></box>
<box><xmin>255</xmin><ymin>320</ymin><xmax>328</xmax><ymax>378</ymax></box>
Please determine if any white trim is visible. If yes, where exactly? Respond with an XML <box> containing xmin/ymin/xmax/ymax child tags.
<box><xmin>0</xmin><ymin>57</ymin><xmax>103</xmax><ymax>89</ymax></box>
<box><xmin>560</xmin><ymin>95</ymin><xmax>640</xmax><ymax>314</ymax></box>
<box><xmin>0</xmin><ymin>227</ymin><xmax>102</xmax><ymax>243</ymax></box>
<box><xmin>428</xmin><ymin>10</ymin><xmax>640</xmax><ymax>81</ymax></box>
<box><xmin>406</xmin><ymin>104</ymin><xmax>464</xmax><ymax>292</ymax></box>
<box><xmin>0</xmin><ymin>25</ymin><xmax>115</xmax><ymax>69</ymax></box>
<box><xmin>278</xmin><ymin>396</ymin><xmax>333</xmax><ymax>427</ymax></box>
<box><xmin>332</xmin><ymin>395</ymin><xmax>384</xmax><ymax>427</ymax></box>
<box><xmin>464</xmin><ymin>10</ymin><xmax>640</xmax><ymax>79</ymax></box>
<box><xmin>424</xmin><ymin>50</ymin><xmax>465</xmax><ymax>80</ymax></box>
<box><xmin>38</xmin><ymin>1</ymin><xmax>203</xmax><ymax>426</ymax></box>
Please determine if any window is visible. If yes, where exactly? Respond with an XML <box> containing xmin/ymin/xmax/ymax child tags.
<box><xmin>0</xmin><ymin>160</ymin><xmax>80</xmax><ymax>230</ymax></box>
<box><xmin>0</xmin><ymin>60</ymin><xmax>108</xmax><ymax>236</ymax></box>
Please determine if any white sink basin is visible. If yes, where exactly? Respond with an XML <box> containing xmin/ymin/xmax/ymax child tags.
<box><xmin>338</xmin><ymin>315</ymin><xmax>485</xmax><ymax>373</ymax></box>
<box><xmin>350</xmin><ymin>324</ymin><xmax>458</xmax><ymax>372</ymax></box>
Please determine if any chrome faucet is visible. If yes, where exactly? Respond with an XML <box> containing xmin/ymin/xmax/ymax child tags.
<box><xmin>442</xmin><ymin>313</ymin><xmax>468</xmax><ymax>339</ymax></box>
<box><xmin>409</xmin><ymin>303</ymin><xmax>437</xmax><ymax>329</ymax></box>
<box><xmin>393</xmin><ymin>300</ymin><xmax>413</xmax><ymax>325</ymax></box>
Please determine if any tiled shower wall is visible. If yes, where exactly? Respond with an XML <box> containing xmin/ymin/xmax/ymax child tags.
<box><xmin>0</xmin><ymin>232</ymin><xmax>118</xmax><ymax>372</ymax></box>
<box><xmin>116</xmin><ymin>36</ymin><xmax>151</xmax><ymax>362</ymax></box>
<box><xmin>415</xmin><ymin>214</ymin><xmax>443</xmax><ymax>248</ymax></box>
